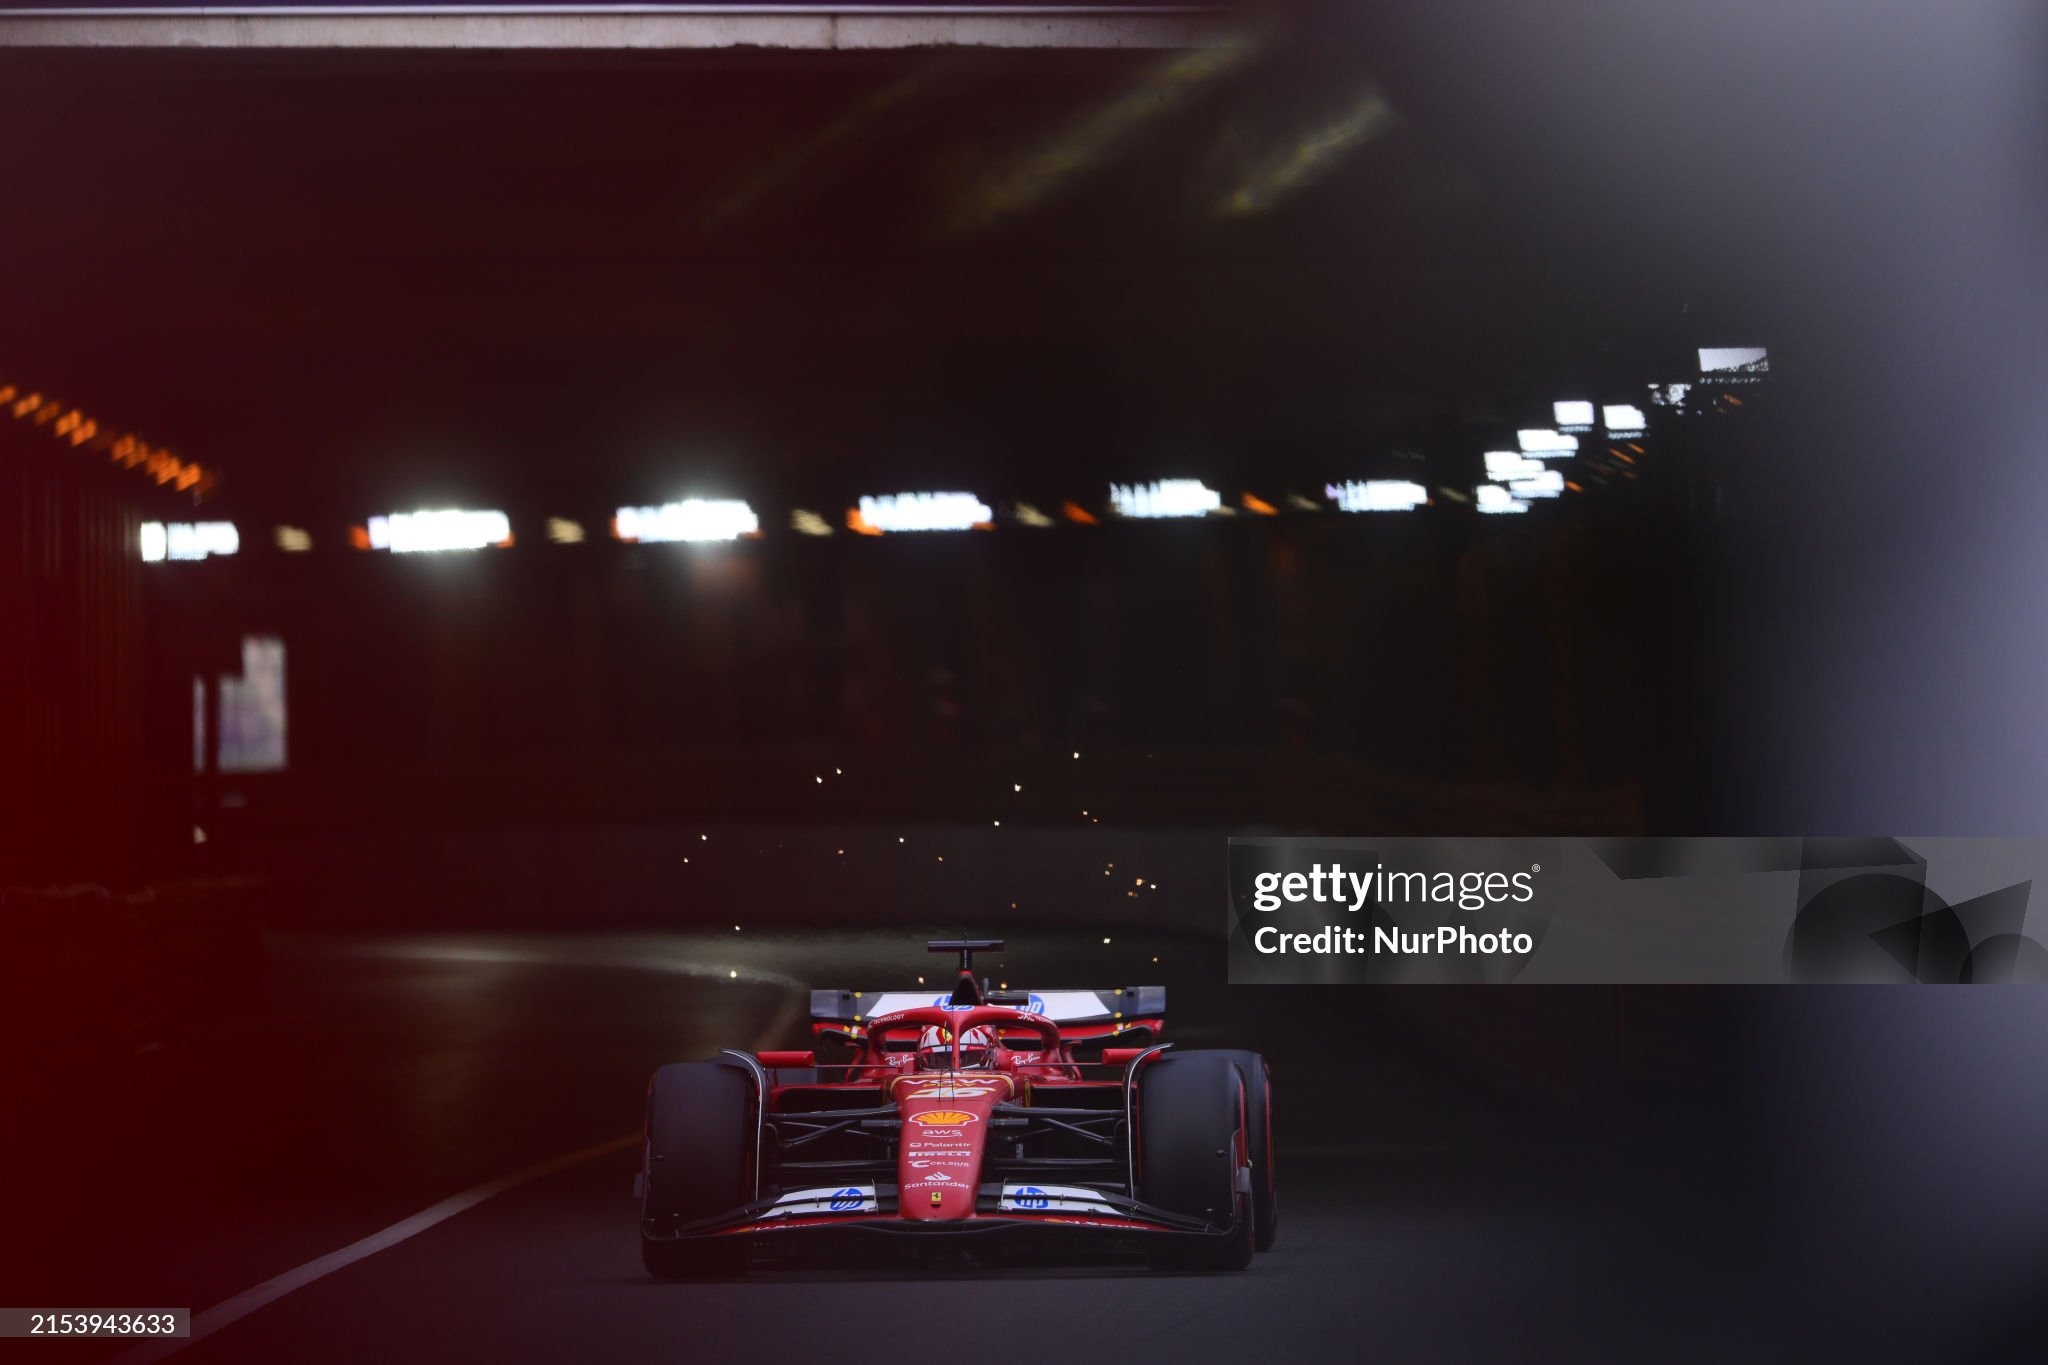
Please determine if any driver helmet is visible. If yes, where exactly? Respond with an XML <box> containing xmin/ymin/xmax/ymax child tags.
<box><xmin>916</xmin><ymin>1024</ymin><xmax>995</xmax><ymax>1072</ymax></box>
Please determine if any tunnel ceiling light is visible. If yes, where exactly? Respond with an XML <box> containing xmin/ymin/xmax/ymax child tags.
<box><xmin>1602</xmin><ymin>404</ymin><xmax>1647</xmax><ymax>434</ymax></box>
<box><xmin>1484</xmin><ymin>452</ymin><xmax>1546</xmax><ymax>481</ymax></box>
<box><xmin>545</xmin><ymin>517</ymin><xmax>585</xmax><ymax>545</ymax></box>
<box><xmin>1475</xmin><ymin>484</ymin><xmax>1528</xmax><ymax>515</ymax></box>
<box><xmin>367</xmin><ymin>509</ymin><xmax>511</xmax><ymax>554</ymax></box>
<box><xmin>614</xmin><ymin>499</ymin><xmax>759</xmax><ymax>544</ymax></box>
<box><xmin>1553</xmin><ymin>400</ymin><xmax>1595</xmax><ymax>429</ymax></box>
<box><xmin>142</xmin><ymin>521</ymin><xmax>237</xmax><ymax>562</ymax></box>
<box><xmin>1110</xmin><ymin>479</ymin><xmax>1222</xmax><ymax>519</ymax></box>
<box><xmin>1327</xmin><ymin>479</ymin><xmax>1426</xmax><ymax>512</ymax></box>
<box><xmin>853</xmin><ymin>492</ymin><xmax>992</xmax><ymax>533</ymax></box>
<box><xmin>275</xmin><ymin>525</ymin><xmax>313</xmax><ymax>553</ymax></box>
<box><xmin>1699</xmin><ymin>346</ymin><xmax>1769</xmax><ymax>376</ymax></box>
<box><xmin>790</xmin><ymin>509</ymin><xmax>834</xmax><ymax>537</ymax></box>
<box><xmin>1516</xmin><ymin>429</ymin><xmax>1579</xmax><ymax>457</ymax></box>
<box><xmin>1509</xmin><ymin>469</ymin><xmax>1565</xmax><ymax>500</ymax></box>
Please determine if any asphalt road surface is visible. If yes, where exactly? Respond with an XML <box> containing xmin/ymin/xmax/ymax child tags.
<box><xmin>12</xmin><ymin>926</ymin><xmax>2035</xmax><ymax>1364</ymax></box>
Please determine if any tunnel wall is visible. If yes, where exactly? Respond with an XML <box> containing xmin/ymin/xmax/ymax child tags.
<box><xmin>0</xmin><ymin>421</ymin><xmax>151</xmax><ymax>884</ymax></box>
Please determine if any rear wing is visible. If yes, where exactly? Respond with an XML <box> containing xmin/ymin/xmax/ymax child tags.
<box><xmin>809</xmin><ymin>986</ymin><xmax>1165</xmax><ymax>1034</ymax></box>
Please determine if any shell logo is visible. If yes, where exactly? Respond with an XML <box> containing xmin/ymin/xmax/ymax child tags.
<box><xmin>908</xmin><ymin>1110</ymin><xmax>978</xmax><ymax>1128</ymax></box>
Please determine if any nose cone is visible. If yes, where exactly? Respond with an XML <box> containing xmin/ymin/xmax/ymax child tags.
<box><xmin>891</xmin><ymin>1073</ymin><xmax>1013</xmax><ymax>1220</ymax></box>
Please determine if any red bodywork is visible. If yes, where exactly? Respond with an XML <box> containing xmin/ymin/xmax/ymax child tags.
<box><xmin>667</xmin><ymin>1001</ymin><xmax>1228</xmax><ymax>1249</ymax></box>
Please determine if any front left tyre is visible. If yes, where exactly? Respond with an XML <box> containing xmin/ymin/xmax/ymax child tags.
<box><xmin>640</xmin><ymin>1061</ymin><xmax>752</xmax><ymax>1279</ymax></box>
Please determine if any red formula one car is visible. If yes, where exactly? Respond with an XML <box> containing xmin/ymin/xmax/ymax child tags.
<box><xmin>637</xmin><ymin>939</ymin><xmax>1274</xmax><ymax>1276</ymax></box>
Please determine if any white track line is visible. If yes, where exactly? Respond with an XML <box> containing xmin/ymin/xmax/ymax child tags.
<box><xmin>112</xmin><ymin>1130</ymin><xmax>641</xmax><ymax>1364</ymax></box>
<box><xmin>114</xmin><ymin>940</ymin><xmax>809</xmax><ymax>1363</ymax></box>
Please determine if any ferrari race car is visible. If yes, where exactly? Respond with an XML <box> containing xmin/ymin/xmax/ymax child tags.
<box><xmin>637</xmin><ymin>939</ymin><xmax>1274</xmax><ymax>1275</ymax></box>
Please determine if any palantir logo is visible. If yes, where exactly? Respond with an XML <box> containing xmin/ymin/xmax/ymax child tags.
<box><xmin>1015</xmin><ymin>1186</ymin><xmax>1050</xmax><ymax>1210</ymax></box>
<box><xmin>829</xmin><ymin>1187</ymin><xmax>864</xmax><ymax>1212</ymax></box>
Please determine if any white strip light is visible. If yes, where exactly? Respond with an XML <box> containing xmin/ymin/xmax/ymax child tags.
<box><xmin>142</xmin><ymin>521</ymin><xmax>238</xmax><ymax>562</ymax></box>
<box><xmin>368</xmin><ymin>509</ymin><xmax>510</xmax><ymax>554</ymax></box>
<box><xmin>1484</xmin><ymin>451</ymin><xmax>1546</xmax><ymax>481</ymax></box>
<box><xmin>615</xmin><ymin>499</ymin><xmax>758</xmax><ymax>543</ymax></box>
<box><xmin>1475</xmin><ymin>484</ymin><xmax>1528</xmax><ymax>515</ymax></box>
<box><xmin>1509</xmin><ymin>469</ymin><xmax>1565</xmax><ymax>500</ymax></box>
<box><xmin>1553</xmin><ymin>400</ymin><xmax>1595</xmax><ymax>428</ymax></box>
<box><xmin>1516</xmin><ymin>429</ymin><xmax>1580</xmax><ymax>456</ymax></box>
<box><xmin>1699</xmin><ymin>346</ymin><xmax>1769</xmax><ymax>375</ymax></box>
<box><xmin>1602</xmin><ymin>404</ymin><xmax>1647</xmax><ymax>433</ymax></box>
<box><xmin>1326</xmin><ymin>480</ymin><xmax>1427</xmax><ymax>512</ymax></box>
<box><xmin>857</xmin><ymin>492</ymin><xmax>992</xmax><ymax>533</ymax></box>
<box><xmin>1110</xmin><ymin>479</ymin><xmax>1221</xmax><ymax>519</ymax></box>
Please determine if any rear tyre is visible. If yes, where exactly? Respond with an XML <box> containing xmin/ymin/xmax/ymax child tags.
<box><xmin>1136</xmin><ymin>1051</ymin><xmax>1256</xmax><ymax>1272</ymax></box>
<box><xmin>639</xmin><ymin>1061</ymin><xmax>752</xmax><ymax>1279</ymax></box>
<box><xmin>1209</xmin><ymin>1050</ymin><xmax>1277</xmax><ymax>1251</ymax></box>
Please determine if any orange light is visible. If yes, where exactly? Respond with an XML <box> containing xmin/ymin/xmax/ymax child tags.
<box><xmin>11</xmin><ymin>392</ymin><xmax>39</xmax><ymax>417</ymax></box>
<box><xmin>349</xmin><ymin>525</ymin><xmax>371</xmax><ymax>551</ymax></box>
<box><xmin>1240</xmin><ymin>492</ymin><xmax>1278</xmax><ymax>516</ymax></box>
<box><xmin>846</xmin><ymin>507</ymin><xmax>884</xmax><ymax>536</ymax></box>
<box><xmin>1060</xmin><ymin>500</ymin><xmax>1099</xmax><ymax>525</ymax></box>
<box><xmin>0</xmin><ymin>385</ymin><xmax>15</xmax><ymax>404</ymax></box>
<box><xmin>1565</xmin><ymin>481</ymin><xmax>1583</xmax><ymax>493</ymax></box>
